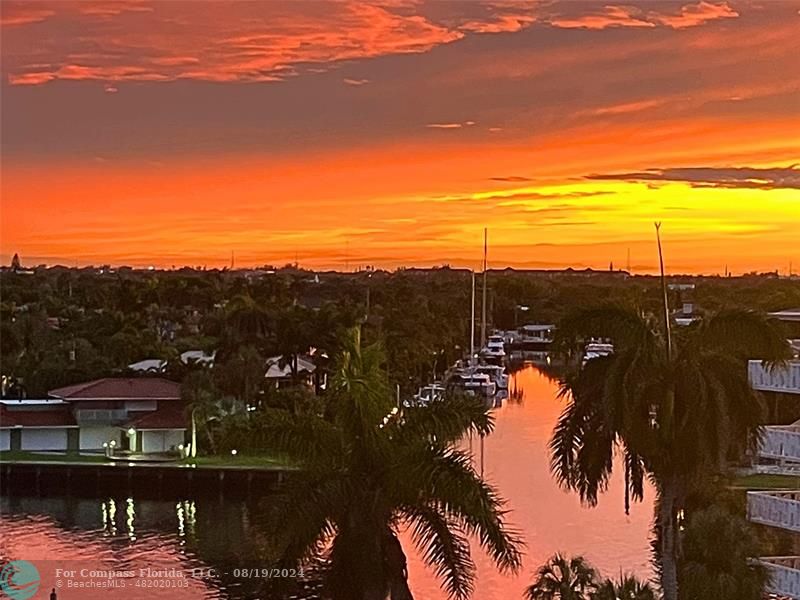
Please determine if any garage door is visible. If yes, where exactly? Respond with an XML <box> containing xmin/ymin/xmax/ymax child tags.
<box><xmin>141</xmin><ymin>430</ymin><xmax>184</xmax><ymax>453</ymax></box>
<box><xmin>21</xmin><ymin>428</ymin><xmax>68</xmax><ymax>451</ymax></box>
<box><xmin>80</xmin><ymin>426</ymin><xmax>120</xmax><ymax>450</ymax></box>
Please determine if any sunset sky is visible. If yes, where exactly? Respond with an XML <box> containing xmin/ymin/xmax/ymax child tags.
<box><xmin>1</xmin><ymin>0</ymin><xmax>798</xmax><ymax>274</ymax></box>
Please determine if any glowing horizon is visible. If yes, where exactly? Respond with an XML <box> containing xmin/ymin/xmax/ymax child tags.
<box><xmin>1</xmin><ymin>0</ymin><xmax>798</xmax><ymax>275</ymax></box>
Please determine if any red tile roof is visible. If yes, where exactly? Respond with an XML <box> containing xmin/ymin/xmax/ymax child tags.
<box><xmin>49</xmin><ymin>378</ymin><xmax>181</xmax><ymax>401</ymax></box>
<box><xmin>0</xmin><ymin>405</ymin><xmax>77</xmax><ymax>427</ymax></box>
<box><xmin>126</xmin><ymin>407</ymin><xmax>187</xmax><ymax>430</ymax></box>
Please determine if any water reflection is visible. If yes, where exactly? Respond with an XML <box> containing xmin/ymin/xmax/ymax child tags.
<box><xmin>404</xmin><ymin>365</ymin><xmax>654</xmax><ymax>599</ymax></box>
<box><xmin>0</xmin><ymin>365</ymin><xmax>654</xmax><ymax>599</ymax></box>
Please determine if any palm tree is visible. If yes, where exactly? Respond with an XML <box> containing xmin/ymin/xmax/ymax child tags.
<box><xmin>254</xmin><ymin>327</ymin><xmax>522</xmax><ymax>600</ymax></box>
<box><xmin>550</xmin><ymin>305</ymin><xmax>790</xmax><ymax>600</ymax></box>
<box><xmin>592</xmin><ymin>574</ymin><xmax>656</xmax><ymax>600</ymax></box>
<box><xmin>680</xmin><ymin>505</ymin><xmax>768</xmax><ymax>600</ymax></box>
<box><xmin>526</xmin><ymin>554</ymin><xmax>597</xmax><ymax>600</ymax></box>
<box><xmin>181</xmin><ymin>370</ymin><xmax>220</xmax><ymax>456</ymax></box>
<box><xmin>216</xmin><ymin>344</ymin><xmax>265</xmax><ymax>410</ymax></box>
<box><xmin>224</xmin><ymin>293</ymin><xmax>271</xmax><ymax>345</ymax></box>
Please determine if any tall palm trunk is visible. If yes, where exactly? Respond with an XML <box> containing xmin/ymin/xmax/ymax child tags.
<box><xmin>658</xmin><ymin>477</ymin><xmax>679</xmax><ymax>600</ymax></box>
<box><xmin>385</xmin><ymin>530</ymin><xmax>414</xmax><ymax>600</ymax></box>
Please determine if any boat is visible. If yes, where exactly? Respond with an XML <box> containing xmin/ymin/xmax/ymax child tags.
<box><xmin>473</xmin><ymin>364</ymin><xmax>509</xmax><ymax>389</ymax></box>
<box><xmin>480</xmin><ymin>334</ymin><xmax>507</xmax><ymax>363</ymax></box>
<box><xmin>510</xmin><ymin>324</ymin><xmax>555</xmax><ymax>350</ymax></box>
<box><xmin>403</xmin><ymin>383</ymin><xmax>446</xmax><ymax>407</ymax></box>
<box><xmin>583</xmin><ymin>341</ymin><xmax>614</xmax><ymax>364</ymax></box>
<box><xmin>446</xmin><ymin>370</ymin><xmax>496</xmax><ymax>401</ymax></box>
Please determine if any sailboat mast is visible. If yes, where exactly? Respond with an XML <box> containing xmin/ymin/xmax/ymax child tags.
<box><xmin>470</xmin><ymin>271</ymin><xmax>476</xmax><ymax>362</ymax></box>
<box><xmin>481</xmin><ymin>227</ymin><xmax>488</xmax><ymax>348</ymax></box>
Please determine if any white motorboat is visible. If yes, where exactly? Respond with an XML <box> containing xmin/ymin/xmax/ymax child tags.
<box><xmin>473</xmin><ymin>364</ymin><xmax>509</xmax><ymax>389</ymax></box>
<box><xmin>583</xmin><ymin>341</ymin><xmax>614</xmax><ymax>364</ymax></box>
<box><xmin>480</xmin><ymin>334</ymin><xmax>507</xmax><ymax>362</ymax></box>
<box><xmin>447</xmin><ymin>371</ymin><xmax>496</xmax><ymax>400</ymax></box>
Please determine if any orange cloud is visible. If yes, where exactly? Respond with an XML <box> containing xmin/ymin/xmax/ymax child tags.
<box><xmin>0</xmin><ymin>6</ymin><xmax>54</xmax><ymax>26</ymax></box>
<box><xmin>2</xmin><ymin>1</ymin><xmax>465</xmax><ymax>85</ymax></box>
<box><xmin>546</xmin><ymin>1</ymin><xmax>737</xmax><ymax>30</ymax></box>
<box><xmin>1</xmin><ymin>1</ymin><xmax>744</xmax><ymax>86</ymax></box>
<box><xmin>549</xmin><ymin>5</ymin><xmax>656</xmax><ymax>30</ymax></box>
<box><xmin>653</xmin><ymin>1</ymin><xmax>738</xmax><ymax>29</ymax></box>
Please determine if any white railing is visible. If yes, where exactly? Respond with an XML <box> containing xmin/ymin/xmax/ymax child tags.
<box><xmin>760</xmin><ymin>426</ymin><xmax>800</xmax><ymax>463</ymax></box>
<box><xmin>758</xmin><ymin>557</ymin><xmax>800</xmax><ymax>598</ymax></box>
<box><xmin>748</xmin><ymin>491</ymin><xmax>800</xmax><ymax>533</ymax></box>
<box><xmin>749</xmin><ymin>360</ymin><xmax>800</xmax><ymax>394</ymax></box>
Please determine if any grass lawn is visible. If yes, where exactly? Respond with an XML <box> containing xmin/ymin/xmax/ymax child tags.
<box><xmin>0</xmin><ymin>450</ymin><xmax>108</xmax><ymax>463</ymax></box>
<box><xmin>731</xmin><ymin>473</ymin><xmax>800</xmax><ymax>490</ymax></box>
<box><xmin>182</xmin><ymin>453</ymin><xmax>294</xmax><ymax>469</ymax></box>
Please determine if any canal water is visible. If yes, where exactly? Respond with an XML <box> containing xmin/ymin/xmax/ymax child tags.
<box><xmin>0</xmin><ymin>366</ymin><xmax>654</xmax><ymax>599</ymax></box>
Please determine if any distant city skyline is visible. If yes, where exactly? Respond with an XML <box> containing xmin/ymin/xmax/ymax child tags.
<box><xmin>1</xmin><ymin>0</ymin><xmax>798</xmax><ymax>274</ymax></box>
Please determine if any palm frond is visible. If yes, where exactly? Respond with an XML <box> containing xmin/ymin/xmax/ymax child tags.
<box><xmin>692</xmin><ymin>309</ymin><xmax>791</xmax><ymax>365</ymax></box>
<box><xmin>395</xmin><ymin>394</ymin><xmax>494</xmax><ymax>444</ymax></box>
<box><xmin>402</xmin><ymin>504</ymin><xmax>476</xmax><ymax>600</ymax></box>
<box><xmin>259</xmin><ymin>471</ymin><xmax>347</xmax><ymax>566</ymax></box>
<box><xmin>408</xmin><ymin>447</ymin><xmax>524</xmax><ymax>573</ymax></box>
<box><xmin>526</xmin><ymin>553</ymin><xmax>598</xmax><ymax>600</ymax></box>
<box><xmin>551</xmin><ymin>358</ymin><xmax>618</xmax><ymax>506</ymax></box>
<box><xmin>555</xmin><ymin>304</ymin><xmax>658</xmax><ymax>354</ymax></box>
<box><xmin>251</xmin><ymin>408</ymin><xmax>344</xmax><ymax>469</ymax></box>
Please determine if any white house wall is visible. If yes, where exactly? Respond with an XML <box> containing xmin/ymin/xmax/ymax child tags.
<box><xmin>80</xmin><ymin>426</ymin><xmax>120</xmax><ymax>450</ymax></box>
<box><xmin>21</xmin><ymin>428</ymin><xmax>68</xmax><ymax>451</ymax></box>
<box><xmin>141</xmin><ymin>430</ymin><xmax>184</xmax><ymax>453</ymax></box>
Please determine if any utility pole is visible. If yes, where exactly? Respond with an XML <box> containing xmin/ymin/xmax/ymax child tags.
<box><xmin>481</xmin><ymin>228</ymin><xmax>488</xmax><ymax>348</ymax></box>
<box><xmin>470</xmin><ymin>271</ymin><xmax>476</xmax><ymax>363</ymax></box>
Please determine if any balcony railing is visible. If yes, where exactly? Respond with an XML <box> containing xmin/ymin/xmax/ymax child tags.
<box><xmin>757</xmin><ymin>557</ymin><xmax>800</xmax><ymax>598</ymax></box>
<box><xmin>747</xmin><ymin>490</ymin><xmax>800</xmax><ymax>533</ymax></box>
<box><xmin>759</xmin><ymin>426</ymin><xmax>800</xmax><ymax>463</ymax></box>
<box><xmin>749</xmin><ymin>360</ymin><xmax>800</xmax><ymax>395</ymax></box>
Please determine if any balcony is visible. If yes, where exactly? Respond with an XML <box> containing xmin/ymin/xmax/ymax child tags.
<box><xmin>759</xmin><ymin>425</ymin><xmax>800</xmax><ymax>463</ymax></box>
<box><xmin>757</xmin><ymin>557</ymin><xmax>800</xmax><ymax>598</ymax></box>
<box><xmin>749</xmin><ymin>360</ymin><xmax>800</xmax><ymax>395</ymax></box>
<box><xmin>747</xmin><ymin>491</ymin><xmax>800</xmax><ymax>533</ymax></box>
<box><xmin>74</xmin><ymin>408</ymin><xmax>128</xmax><ymax>425</ymax></box>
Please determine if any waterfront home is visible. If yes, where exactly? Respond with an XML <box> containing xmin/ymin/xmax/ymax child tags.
<box><xmin>0</xmin><ymin>378</ymin><xmax>186</xmax><ymax>454</ymax></box>
<box><xmin>264</xmin><ymin>355</ymin><xmax>317</xmax><ymax>388</ymax></box>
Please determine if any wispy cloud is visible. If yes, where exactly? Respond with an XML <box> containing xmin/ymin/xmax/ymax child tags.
<box><xmin>2</xmin><ymin>1</ymin><xmax>465</xmax><ymax>85</ymax></box>
<box><xmin>545</xmin><ymin>1</ymin><xmax>738</xmax><ymax>31</ymax></box>
<box><xmin>426</xmin><ymin>121</ymin><xmax>476</xmax><ymax>129</ymax></box>
<box><xmin>343</xmin><ymin>78</ymin><xmax>370</xmax><ymax>86</ymax></box>
<box><xmin>1</xmin><ymin>0</ymin><xmax>744</xmax><ymax>87</ymax></box>
<box><xmin>587</xmin><ymin>165</ymin><xmax>800</xmax><ymax>190</ymax></box>
<box><xmin>0</xmin><ymin>6</ymin><xmax>55</xmax><ymax>26</ymax></box>
<box><xmin>490</xmin><ymin>176</ymin><xmax>533</xmax><ymax>182</ymax></box>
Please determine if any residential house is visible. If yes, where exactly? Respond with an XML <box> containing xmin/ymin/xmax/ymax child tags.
<box><xmin>0</xmin><ymin>378</ymin><xmax>186</xmax><ymax>454</ymax></box>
